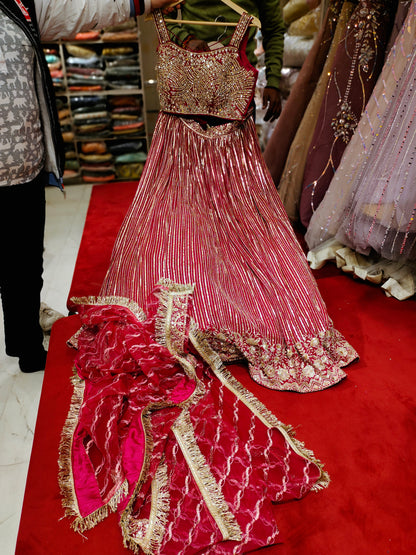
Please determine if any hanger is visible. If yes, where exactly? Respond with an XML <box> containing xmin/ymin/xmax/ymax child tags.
<box><xmin>147</xmin><ymin>0</ymin><xmax>261</xmax><ymax>29</ymax></box>
<box><xmin>219</xmin><ymin>0</ymin><xmax>261</xmax><ymax>28</ymax></box>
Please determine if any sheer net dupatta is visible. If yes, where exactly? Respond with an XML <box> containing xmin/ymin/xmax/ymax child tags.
<box><xmin>59</xmin><ymin>281</ymin><xmax>329</xmax><ymax>554</ymax></box>
<box><xmin>58</xmin><ymin>285</ymin><xmax>201</xmax><ymax>534</ymax></box>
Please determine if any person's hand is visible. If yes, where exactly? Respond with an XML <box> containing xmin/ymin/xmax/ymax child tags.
<box><xmin>185</xmin><ymin>38</ymin><xmax>210</xmax><ymax>52</ymax></box>
<box><xmin>262</xmin><ymin>87</ymin><xmax>282</xmax><ymax>122</ymax></box>
<box><xmin>150</xmin><ymin>0</ymin><xmax>183</xmax><ymax>12</ymax></box>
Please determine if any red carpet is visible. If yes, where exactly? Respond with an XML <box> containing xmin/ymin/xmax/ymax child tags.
<box><xmin>17</xmin><ymin>181</ymin><xmax>416</xmax><ymax>554</ymax></box>
<box><xmin>67</xmin><ymin>181</ymin><xmax>138</xmax><ymax>312</ymax></box>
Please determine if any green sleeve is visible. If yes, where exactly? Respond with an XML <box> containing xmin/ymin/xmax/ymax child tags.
<box><xmin>165</xmin><ymin>10</ymin><xmax>193</xmax><ymax>46</ymax></box>
<box><xmin>164</xmin><ymin>0</ymin><xmax>285</xmax><ymax>89</ymax></box>
<box><xmin>258</xmin><ymin>0</ymin><xmax>286</xmax><ymax>89</ymax></box>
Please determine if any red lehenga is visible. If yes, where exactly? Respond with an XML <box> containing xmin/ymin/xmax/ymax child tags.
<box><xmin>101</xmin><ymin>10</ymin><xmax>357</xmax><ymax>394</ymax></box>
<box><xmin>59</xmin><ymin>11</ymin><xmax>355</xmax><ymax>553</ymax></box>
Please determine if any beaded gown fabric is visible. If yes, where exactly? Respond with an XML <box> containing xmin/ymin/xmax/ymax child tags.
<box><xmin>271</xmin><ymin>0</ymin><xmax>351</xmax><ymax>223</ymax></box>
<box><xmin>101</xmin><ymin>10</ymin><xmax>357</xmax><ymax>393</ymax></box>
<box><xmin>264</xmin><ymin>0</ymin><xmax>345</xmax><ymax>218</ymax></box>
<box><xmin>306</xmin><ymin>0</ymin><xmax>416</xmax><ymax>300</ymax></box>
<box><xmin>298</xmin><ymin>0</ymin><xmax>397</xmax><ymax>228</ymax></box>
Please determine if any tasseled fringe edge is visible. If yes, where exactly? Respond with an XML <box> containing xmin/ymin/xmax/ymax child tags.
<box><xmin>123</xmin><ymin>461</ymin><xmax>171</xmax><ymax>555</ymax></box>
<box><xmin>72</xmin><ymin>480</ymin><xmax>129</xmax><ymax>533</ymax></box>
<box><xmin>189</xmin><ymin>326</ymin><xmax>330</xmax><ymax>492</ymax></box>
<box><xmin>153</xmin><ymin>279</ymin><xmax>195</xmax><ymax>353</ymax></box>
<box><xmin>58</xmin><ymin>369</ymin><xmax>85</xmax><ymax>521</ymax></box>
<box><xmin>173</xmin><ymin>410</ymin><xmax>243</xmax><ymax>542</ymax></box>
<box><xmin>152</xmin><ymin>280</ymin><xmax>208</xmax><ymax>408</ymax></box>
<box><xmin>120</xmin><ymin>410</ymin><xmax>156</xmax><ymax>551</ymax></box>
<box><xmin>146</xmin><ymin>462</ymin><xmax>171</xmax><ymax>553</ymax></box>
<box><xmin>58</xmin><ymin>368</ymin><xmax>130</xmax><ymax>533</ymax></box>
<box><xmin>69</xmin><ymin>295</ymin><xmax>147</xmax><ymax>322</ymax></box>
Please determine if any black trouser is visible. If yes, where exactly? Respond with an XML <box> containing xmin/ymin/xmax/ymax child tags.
<box><xmin>0</xmin><ymin>172</ymin><xmax>46</xmax><ymax>357</ymax></box>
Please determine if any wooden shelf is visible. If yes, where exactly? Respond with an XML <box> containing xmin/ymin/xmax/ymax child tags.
<box><xmin>43</xmin><ymin>18</ymin><xmax>150</xmax><ymax>186</ymax></box>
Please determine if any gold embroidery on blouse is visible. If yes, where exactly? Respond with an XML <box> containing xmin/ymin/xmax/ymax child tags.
<box><xmin>153</xmin><ymin>10</ymin><xmax>257</xmax><ymax>121</ymax></box>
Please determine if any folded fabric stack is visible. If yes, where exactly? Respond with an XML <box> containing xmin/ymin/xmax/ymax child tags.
<box><xmin>108</xmin><ymin>139</ymin><xmax>147</xmax><ymax>180</ymax></box>
<box><xmin>56</xmin><ymin>97</ymin><xmax>74</xmax><ymax>145</ymax></box>
<box><xmin>103</xmin><ymin>49</ymin><xmax>141</xmax><ymax>90</ymax></box>
<box><xmin>65</xmin><ymin>44</ymin><xmax>106</xmax><ymax>92</ymax></box>
<box><xmin>109</xmin><ymin>95</ymin><xmax>145</xmax><ymax>138</ymax></box>
<box><xmin>101</xmin><ymin>18</ymin><xmax>139</xmax><ymax>42</ymax></box>
<box><xmin>73</xmin><ymin>30</ymin><xmax>101</xmax><ymax>42</ymax></box>
<box><xmin>54</xmin><ymin>97</ymin><xmax>79</xmax><ymax>180</ymax></box>
<box><xmin>42</xmin><ymin>17</ymin><xmax>147</xmax><ymax>184</ymax></box>
<box><xmin>72</xmin><ymin>99</ymin><xmax>112</xmax><ymax>140</ymax></box>
<box><xmin>79</xmin><ymin>141</ymin><xmax>116</xmax><ymax>184</ymax></box>
<box><xmin>43</xmin><ymin>47</ymin><xmax>64</xmax><ymax>91</ymax></box>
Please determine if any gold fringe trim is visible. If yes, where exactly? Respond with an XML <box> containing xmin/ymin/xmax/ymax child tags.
<box><xmin>72</xmin><ymin>480</ymin><xmax>129</xmax><ymax>533</ymax></box>
<box><xmin>58</xmin><ymin>370</ymin><xmax>84</xmax><ymax>520</ymax></box>
<box><xmin>153</xmin><ymin>278</ymin><xmax>195</xmax><ymax>354</ymax></box>
<box><xmin>153</xmin><ymin>279</ymin><xmax>207</xmax><ymax>409</ymax></box>
<box><xmin>173</xmin><ymin>410</ymin><xmax>243</xmax><ymax>542</ymax></box>
<box><xmin>69</xmin><ymin>295</ymin><xmax>147</xmax><ymax>321</ymax></box>
<box><xmin>120</xmin><ymin>397</ymin><xmax>202</xmax><ymax>552</ymax></box>
<box><xmin>189</xmin><ymin>324</ymin><xmax>330</xmax><ymax>491</ymax></box>
<box><xmin>131</xmin><ymin>460</ymin><xmax>171</xmax><ymax>554</ymax></box>
<box><xmin>120</xmin><ymin>409</ymin><xmax>154</xmax><ymax>553</ymax></box>
<box><xmin>58</xmin><ymin>369</ymin><xmax>131</xmax><ymax>532</ymax></box>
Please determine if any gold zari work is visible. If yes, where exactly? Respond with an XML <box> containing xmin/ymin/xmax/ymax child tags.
<box><xmin>154</xmin><ymin>11</ymin><xmax>257</xmax><ymax>121</ymax></box>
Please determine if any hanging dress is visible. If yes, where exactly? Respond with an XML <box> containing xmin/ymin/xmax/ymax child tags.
<box><xmin>100</xmin><ymin>10</ymin><xmax>357</xmax><ymax>393</ymax></box>
<box><xmin>306</xmin><ymin>0</ymin><xmax>416</xmax><ymax>300</ymax></box>
<box><xmin>298</xmin><ymin>0</ymin><xmax>397</xmax><ymax>228</ymax></box>
<box><xmin>264</xmin><ymin>0</ymin><xmax>345</xmax><ymax>218</ymax></box>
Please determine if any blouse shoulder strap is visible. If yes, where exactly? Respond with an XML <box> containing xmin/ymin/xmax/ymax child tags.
<box><xmin>228</xmin><ymin>12</ymin><xmax>253</xmax><ymax>48</ymax></box>
<box><xmin>153</xmin><ymin>9</ymin><xmax>171</xmax><ymax>44</ymax></box>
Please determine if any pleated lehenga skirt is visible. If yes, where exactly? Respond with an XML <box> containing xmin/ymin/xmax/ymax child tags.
<box><xmin>101</xmin><ymin>111</ymin><xmax>357</xmax><ymax>392</ymax></box>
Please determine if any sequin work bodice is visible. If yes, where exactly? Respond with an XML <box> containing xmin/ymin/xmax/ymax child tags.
<box><xmin>153</xmin><ymin>10</ymin><xmax>257</xmax><ymax>121</ymax></box>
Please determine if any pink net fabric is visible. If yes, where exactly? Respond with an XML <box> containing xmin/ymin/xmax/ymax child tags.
<box><xmin>60</xmin><ymin>285</ymin><xmax>328</xmax><ymax>553</ymax></box>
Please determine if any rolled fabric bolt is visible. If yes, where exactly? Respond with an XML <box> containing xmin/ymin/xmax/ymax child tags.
<box><xmin>66</xmin><ymin>44</ymin><xmax>97</xmax><ymax>58</ymax></box>
<box><xmin>103</xmin><ymin>19</ymin><xmax>137</xmax><ymax>33</ymax></box>
<box><xmin>283</xmin><ymin>0</ymin><xmax>320</xmax><ymax>24</ymax></box>
<box><xmin>101</xmin><ymin>31</ymin><xmax>138</xmax><ymax>42</ymax></box>
<box><xmin>74</xmin><ymin>30</ymin><xmax>101</xmax><ymax>41</ymax></box>
<box><xmin>102</xmin><ymin>47</ymin><xmax>134</xmax><ymax>56</ymax></box>
<box><xmin>82</xmin><ymin>173</ymin><xmax>116</xmax><ymax>182</ymax></box>
<box><xmin>81</xmin><ymin>142</ymin><xmax>108</xmax><ymax>154</ymax></box>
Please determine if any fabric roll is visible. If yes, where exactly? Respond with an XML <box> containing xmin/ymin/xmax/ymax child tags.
<box><xmin>65</xmin><ymin>44</ymin><xmax>98</xmax><ymax>59</ymax></box>
<box><xmin>73</xmin><ymin>30</ymin><xmax>101</xmax><ymax>41</ymax></box>
<box><xmin>107</xmin><ymin>140</ymin><xmax>145</xmax><ymax>155</ymax></box>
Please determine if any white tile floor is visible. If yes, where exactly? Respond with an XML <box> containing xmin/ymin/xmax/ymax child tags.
<box><xmin>0</xmin><ymin>183</ymin><xmax>92</xmax><ymax>555</ymax></box>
